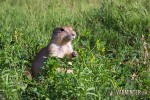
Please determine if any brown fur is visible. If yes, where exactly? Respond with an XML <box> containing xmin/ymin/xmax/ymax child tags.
<box><xmin>31</xmin><ymin>26</ymin><xmax>77</xmax><ymax>77</ymax></box>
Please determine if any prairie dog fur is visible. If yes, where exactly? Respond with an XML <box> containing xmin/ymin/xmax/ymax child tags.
<box><xmin>31</xmin><ymin>26</ymin><xmax>77</xmax><ymax>77</ymax></box>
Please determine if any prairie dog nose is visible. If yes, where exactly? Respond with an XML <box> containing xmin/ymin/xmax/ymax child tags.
<box><xmin>71</xmin><ymin>34</ymin><xmax>75</xmax><ymax>36</ymax></box>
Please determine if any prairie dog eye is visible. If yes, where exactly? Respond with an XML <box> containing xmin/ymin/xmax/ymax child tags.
<box><xmin>60</xmin><ymin>28</ymin><xmax>65</xmax><ymax>32</ymax></box>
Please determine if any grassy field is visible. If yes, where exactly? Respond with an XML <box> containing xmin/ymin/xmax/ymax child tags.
<box><xmin>0</xmin><ymin>0</ymin><xmax>150</xmax><ymax>99</ymax></box>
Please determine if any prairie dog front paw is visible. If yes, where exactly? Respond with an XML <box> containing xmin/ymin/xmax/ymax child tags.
<box><xmin>72</xmin><ymin>51</ymin><xmax>78</xmax><ymax>57</ymax></box>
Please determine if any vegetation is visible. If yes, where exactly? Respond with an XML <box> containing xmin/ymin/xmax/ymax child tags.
<box><xmin>0</xmin><ymin>0</ymin><xmax>150</xmax><ymax>99</ymax></box>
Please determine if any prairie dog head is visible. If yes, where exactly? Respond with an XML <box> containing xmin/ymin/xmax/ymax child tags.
<box><xmin>50</xmin><ymin>26</ymin><xmax>76</xmax><ymax>45</ymax></box>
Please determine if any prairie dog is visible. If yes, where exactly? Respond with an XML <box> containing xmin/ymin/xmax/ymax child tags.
<box><xmin>31</xmin><ymin>26</ymin><xmax>77</xmax><ymax>77</ymax></box>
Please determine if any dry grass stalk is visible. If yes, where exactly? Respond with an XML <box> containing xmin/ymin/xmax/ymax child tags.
<box><xmin>141</xmin><ymin>35</ymin><xmax>149</xmax><ymax>64</ymax></box>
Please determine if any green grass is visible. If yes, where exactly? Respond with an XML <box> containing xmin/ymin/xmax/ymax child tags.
<box><xmin>0</xmin><ymin>0</ymin><xmax>150</xmax><ymax>99</ymax></box>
